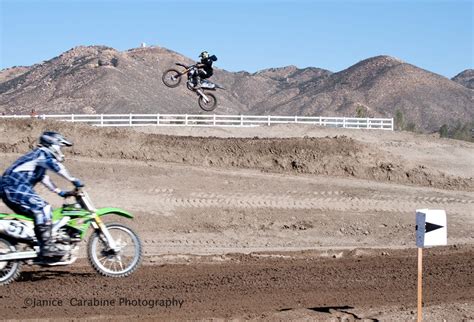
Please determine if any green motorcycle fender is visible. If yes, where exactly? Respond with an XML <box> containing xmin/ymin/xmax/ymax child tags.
<box><xmin>95</xmin><ymin>208</ymin><xmax>134</xmax><ymax>219</ymax></box>
<box><xmin>85</xmin><ymin>208</ymin><xmax>134</xmax><ymax>238</ymax></box>
<box><xmin>64</xmin><ymin>208</ymin><xmax>134</xmax><ymax>239</ymax></box>
<box><xmin>52</xmin><ymin>207</ymin><xmax>134</xmax><ymax>220</ymax></box>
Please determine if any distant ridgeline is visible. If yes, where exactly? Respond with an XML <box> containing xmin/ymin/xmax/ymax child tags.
<box><xmin>0</xmin><ymin>46</ymin><xmax>472</xmax><ymax>139</ymax></box>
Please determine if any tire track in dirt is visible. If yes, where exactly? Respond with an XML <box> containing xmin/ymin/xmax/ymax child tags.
<box><xmin>141</xmin><ymin>240</ymin><xmax>325</xmax><ymax>253</ymax></box>
<box><xmin>372</xmin><ymin>193</ymin><xmax>474</xmax><ymax>204</ymax></box>
<box><xmin>145</xmin><ymin>191</ymin><xmax>471</xmax><ymax>215</ymax></box>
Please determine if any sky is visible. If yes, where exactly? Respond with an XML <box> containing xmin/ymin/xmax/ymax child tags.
<box><xmin>0</xmin><ymin>0</ymin><xmax>472</xmax><ymax>78</ymax></box>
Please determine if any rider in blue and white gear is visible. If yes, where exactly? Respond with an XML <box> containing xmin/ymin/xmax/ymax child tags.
<box><xmin>0</xmin><ymin>131</ymin><xmax>83</xmax><ymax>258</ymax></box>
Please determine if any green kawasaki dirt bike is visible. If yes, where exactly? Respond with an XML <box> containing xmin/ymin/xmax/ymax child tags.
<box><xmin>0</xmin><ymin>187</ymin><xmax>142</xmax><ymax>285</ymax></box>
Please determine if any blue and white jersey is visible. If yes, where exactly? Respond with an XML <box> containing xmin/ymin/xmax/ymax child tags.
<box><xmin>1</xmin><ymin>148</ymin><xmax>61</xmax><ymax>188</ymax></box>
<box><xmin>1</xmin><ymin>147</ymin><xmax>77</xmax><ymax>223</ymax></box>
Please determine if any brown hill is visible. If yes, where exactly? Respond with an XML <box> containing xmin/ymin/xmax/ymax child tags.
<box><xmin>260</xmin><ymin>56</ymin><xmax>473</xmax><ymax>131</ymax></box>
<box><xmin>0</xmin><ymin>66</ymin><xmax>31</xmax><ymax>83</ymax></box>
<box><xmin>452</xmin><ymin>69</ymin><xmax>474</xmax><ymax>89</ymax></box>
<box><xmin>0</xmin><ymin>46</ymin><xmax>472</xmax><ymax>132</ymax></box>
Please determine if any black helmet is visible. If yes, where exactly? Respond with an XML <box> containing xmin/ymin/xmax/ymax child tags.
<box><xmin>199</xmin><ymin>51</ymin><xmax>209</xmax><ymax>59</ymax></box>
<box><xmin>38</xmin><ymin>131</ymin><xmax>73</xmax><ymax>162</ymax></box>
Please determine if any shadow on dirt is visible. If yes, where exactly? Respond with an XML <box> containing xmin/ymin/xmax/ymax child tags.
<box><xmin>309</xmin><ymin>306</ymin><xmax>380</xmax><ymax>321</ymax></box>
<box><xmin>280</xmin><ymin>306</ymin><xmax>380</xmax><ymax>321</ymax></box>
<box><xmin>19</xmin><ymin>270</ymin><xmax>95</xmax><ymax>282</ymax></box>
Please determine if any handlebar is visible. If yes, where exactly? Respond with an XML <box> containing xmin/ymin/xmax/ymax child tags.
<box><xmin>61</xmin><ymin>187</ymin><xmax>84</xmax><ymax>198</ymax></box>
<box><xmin>175</xmin><ymin>62</ymin><xmax>192</xmax><ymax>68</ymax></box>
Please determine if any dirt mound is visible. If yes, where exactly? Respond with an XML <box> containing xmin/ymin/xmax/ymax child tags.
<box><xmin>0</xmin><ymin>119</ymin><xmax>471</xmax><ymax>190</ymax></box>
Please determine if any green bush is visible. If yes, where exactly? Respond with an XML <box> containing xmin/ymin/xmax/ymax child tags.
<box><xmin>439</xmin><ymin>124</ymin><xmax>449</xmax><ymax>138</ymax></box>
<box><xmin>405</xmin><ymin>122</ymin><xmax>416</xmax><ymax>132</ymax></box>
<box><xmin>438</xmin><ymin>121</ymin><xmax>474</xmax><ymax>142</ymax></box>
<box><xmin>355</xmin><ymin>105</ymin><xmax>367</xmax><ymax>118</ymax></box>
<box><xmin>395</xmin><ymin>109</ymin><xmax>404</xmax><ymax>130</ymax></box>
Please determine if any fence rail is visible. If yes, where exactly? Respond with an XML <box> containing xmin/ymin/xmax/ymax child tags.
<box><xmin>0</xmin><ymin>114</ymin><xmax>394</xmax><ymax>130</ymax></box>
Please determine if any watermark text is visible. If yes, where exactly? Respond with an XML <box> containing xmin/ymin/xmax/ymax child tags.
<box><xmin>23</xmin><ymin>297</ymin><xmax>184</xmax><ymax>309</ymax></box>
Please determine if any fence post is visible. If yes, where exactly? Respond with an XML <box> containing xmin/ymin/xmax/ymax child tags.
<box><xmin>366</xmin><ymin>118</ymin><xmax>370</xmax><ymax>129</ymax></box>
<box><xmin>213</xmin><ymin>114</ymin><xmax>216</xmax><ymax>126</ymax></box>
<box><xmin>240</xmin><ymin>114</ymin><xmax>244</xmax><ymax>126</ymax></box>
<box><xmin>391</xmin><ymin>118</ymin><xmax>394</xmax><ymax>131</ymax></box>
<box><xmin>185</xmin><ymin>114</ymin><xmax>188</xmax><ymax>126</ymax></box>
<box><xmin>100</xmin><ymin>114</ymin><xmax>104</xmax><ymax>126</ymax></box>
<box><xmin>267</xmin><ymin>115</ymin><xmax>271</xmax><ymax>126</ymax></box>
<box><xmin>129</xmin><ymin>113</ymin><xmax>132</xmax><ymax>126</ymax></box>
<box><xmin>343</xmin><ymin>117</ymin><xmax>346</xmax><ymax>128</ymax></box>
<box><xmin>71</xmin><ymin>114</ymin><xmax>74</xmax><ymax>122</ymax></box>
<box><xmin>295</xmin><ymin>115</ymin><xmax>298</xmax><ymax>123</ymax></box>
<box><xmin>157</xmin><ymin>114</ymin><xmax>160</xmax><ymax>125</ymax></box>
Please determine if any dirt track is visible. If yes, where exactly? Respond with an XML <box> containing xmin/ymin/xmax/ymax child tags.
<box><xmin>0</xmin><ymin>119</ymin><xmax>473</xmax><ymax>320</ymax></box>
<box><xmin>1</xmin><ymin>246</ymin><xmax>473</xmax><ymax>321</ymax></box>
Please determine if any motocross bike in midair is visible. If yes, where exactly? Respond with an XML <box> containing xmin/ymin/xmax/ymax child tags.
<box><xmin>162</xmin><ymin>63</ymin><xmax>225</xmax><ymax>112</ymax></box>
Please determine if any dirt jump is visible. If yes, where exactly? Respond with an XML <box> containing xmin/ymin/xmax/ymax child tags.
<box><xmin>0</xmin><ymin>119</ymin><xmax>473</xmax><ymax>320</ymax></box>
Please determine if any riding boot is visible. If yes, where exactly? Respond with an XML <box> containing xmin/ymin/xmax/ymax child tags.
<box><xmin>35</xmin><ymin>224</ymin><xmax>66</xmax><ymax>258</ymax></box>
<box><xmin>192</xmin><ymin>75</ymin><xmax>201</xmax><ymax>89</ymax></box>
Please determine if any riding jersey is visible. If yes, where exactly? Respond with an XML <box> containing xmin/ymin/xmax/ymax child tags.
<box><xmin>199</xmin><ymin>55</ymin><xmax>217</xmax><ymax>78</ymax></box>
<box><xmin>0</xmin><ymin>147</ymin><xmax>75</xmax><ymax>223</ymax></box>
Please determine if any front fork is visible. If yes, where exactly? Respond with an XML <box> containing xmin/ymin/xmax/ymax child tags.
<box><xmin>196</xmin><ymin>89</ymin><xmax>210</xmax><ymax>103</ymax></box>
<box><xmin>172</xmin><ymin>72</ymin><xmax>184</xmax><ymax>81</ymax></box>
<box><xmin>79</xmin><ymin>191</ymin><xmax>119</xmax><ymax>252</ymax></box>
<box><xmin>91</xmin><ymin>214</ymin><xmax>118</xmax><ymax>251</ymax></box>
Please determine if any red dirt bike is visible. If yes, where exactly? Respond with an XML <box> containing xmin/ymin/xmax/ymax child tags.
<box><xmin>162</xmin><ymin>63</ymin><xmax>225</xmax><ymax>112</ymax></box>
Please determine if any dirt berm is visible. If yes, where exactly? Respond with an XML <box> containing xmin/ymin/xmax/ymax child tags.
<box><xmin>0</xmin><ymin>119</ymin><xmax>471</xmax><ymax>191</ymax></box>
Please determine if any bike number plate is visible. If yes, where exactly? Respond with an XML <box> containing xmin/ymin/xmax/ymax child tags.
<box><xmin>0</xmin><ymin>220</ymin><xmax>34</xmax><ymax>240</ymax></box>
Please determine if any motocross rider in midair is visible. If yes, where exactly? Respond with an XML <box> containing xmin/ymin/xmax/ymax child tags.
<box><xmin>190</xmin><ymin>51</ymin><xmax>218</xmax><ymax>89</ymax></box>
<box><xmin>0</xmin><ymin>131</ymin><xmax>83</xmax><ymax>258</ymax></box>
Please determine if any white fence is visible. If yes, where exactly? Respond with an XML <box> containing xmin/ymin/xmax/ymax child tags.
<box><xmin>0</xmin><ymin>114</ymin><xmax>394</xmax><ymax>130</ymax></box>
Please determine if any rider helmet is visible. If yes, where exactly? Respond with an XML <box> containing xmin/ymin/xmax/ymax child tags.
<box><xmin>38</xmin><ymin>131</ymin><xmax>73</xmax><ymax>162</ymax></box>
<box><xmin>199</xmin><ymin>51</ymin><xmax>209</xmax><ymax>59</ymax></box>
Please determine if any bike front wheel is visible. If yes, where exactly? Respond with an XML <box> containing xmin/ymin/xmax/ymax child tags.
<box><xmin>198</xmin><ymin>92</ymin><xmax>217</xmax><ymax>111</ymax></box>
<box><xmin>87</xmin><ymin>223</ymin><xmax>142</xmax><ymax>278</ymax></box>
<box><xmin>162</xmin><ymin>69</ymin><xmax>182</xmax><ymax>88</ymax></box>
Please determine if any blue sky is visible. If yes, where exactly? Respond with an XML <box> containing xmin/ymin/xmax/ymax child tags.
<box><xmin>0</xmin><ymin>0</ymin><xmax>472</xmax><ymax>77</ymax></box>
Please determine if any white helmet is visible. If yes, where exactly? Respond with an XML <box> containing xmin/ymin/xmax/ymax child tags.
<box><xmin>39</xmin><ymin>131</ymin><xmax>73</xmax><ymax>162</ymax></box>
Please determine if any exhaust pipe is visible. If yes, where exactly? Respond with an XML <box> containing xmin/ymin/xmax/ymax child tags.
<box><xmin>0</xmin><ymin>251</ymin><xmax>37</xmax><ymax>261</ymax></box>
<box><xmin>34</xmin><ymin>256</ymin><xmax>77</xmax><ymax>266</ymax></box>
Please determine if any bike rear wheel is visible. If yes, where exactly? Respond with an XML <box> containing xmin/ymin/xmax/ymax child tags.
<box><xmin>162</xmin><ymin>69</ymin><xmax>182</xmax><ymax>88</ymax></box>
<box><xmin>198</xmin><ymin>92</ymin><xmax>217</xmax><ymax>111</ymax></box>
<box><xmin>88</xmin><ymin>223</ymin><xmax>142</xmax><ymax>278</ymax></box>
<box><xmin>0</xmin><ymin>238</ymin><xmax>22</xmax><ymax>285</ymax></box>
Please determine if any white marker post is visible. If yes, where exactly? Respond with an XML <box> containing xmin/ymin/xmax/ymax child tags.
<box><xmin>415</xmin><ymin>209</ymin><xmax>447</xmax><ymax>322</ymax></box>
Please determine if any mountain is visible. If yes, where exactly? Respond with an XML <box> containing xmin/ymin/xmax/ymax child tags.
<box><xmin>1</xmin><ymin>45</ymin><xmax>472</xmax><ymax>132</ymax></box>
<box><xmin>257</xmin><ymin>56</ymin><xmax>473</xmax><ymax>131</ymax></box>
<box><xmin>0</xmin><ymin>66</ymin><xmax>31</xmax><ymax>83</ymax></box>
<box><xmin>452</xmin><ymin>69</ymin><xmax>474</xmax><ymax>90</ymax></box>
